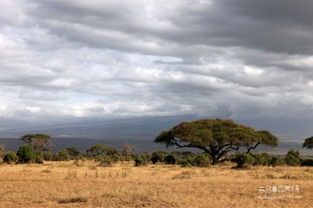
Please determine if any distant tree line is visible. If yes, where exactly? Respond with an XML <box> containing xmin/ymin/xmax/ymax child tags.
<box><xmin>0</xmin><ymin>118</ymin><xmax>313</xmax><ymax>169</ymax></box>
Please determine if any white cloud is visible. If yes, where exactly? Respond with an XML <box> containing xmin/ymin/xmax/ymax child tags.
<box><xmin>1</xmin><ymin>0</ymin><xmax>313</xmax><ymax>138</ymax></box>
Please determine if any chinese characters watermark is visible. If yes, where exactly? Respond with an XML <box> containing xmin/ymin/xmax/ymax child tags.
<box><xmin>257</xmin><ymin>185</ymin><xmax>302</xmax><ymax>200</ymax></box>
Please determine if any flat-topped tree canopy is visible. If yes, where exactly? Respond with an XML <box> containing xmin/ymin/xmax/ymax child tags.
<box><xmin>21</xmin><ymin>134</ymin><xmax>51</xmax><ymax>152</ymax></box>
<box><xmin>303</xmin><ymin>136</ymin><xmax>313</xmax><ymax>149</ymax></box>
<box><xmin>154</xmin><ymin>119</ymin><xmax>278</xmax><ymax>164</ymax></box>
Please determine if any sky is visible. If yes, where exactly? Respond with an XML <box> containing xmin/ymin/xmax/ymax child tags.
<box><xmin>1</xmin><ymin>0</ymin><xmax>313</xmax><ymax>138</ymax></box>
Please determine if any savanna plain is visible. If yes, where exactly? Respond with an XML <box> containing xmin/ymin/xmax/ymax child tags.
<box><xmin>0</xmin><ymin>161</ymin><xmax>312</xmax><ymax>208</ymax></box>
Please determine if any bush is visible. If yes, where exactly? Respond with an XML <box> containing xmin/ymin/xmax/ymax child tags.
<box><xmin>151</xmin><ymin>151</ymin><xmax>167</xmax><ymax>164</ymax></box>
<box><xmin>235</xmin><ymin>153</ymin><xmax>255</xmax><ymax>168</ymax></box>
<box><xmin>177</xmin><ymin>159</ymin><xmax>193</xmax><ymax>167</ymax></box>
<box><xmin>3</xmin><ymin>152</ymin><xmax>18</xmax><ymax>164</ymax></box>
<box><xmin>109</xmin><ymin>152</ymin><xmax>124</xmax><ymax>162</ymax></box>
<box><xmin>54</xmin><ymin>149</ymin><xmax>71</xmax><ymax>161</ymax></box>
<box><xmin>193</xmin><ymin>154</ymin><xmax>211</xmax><ymax>167</ymax></box>
<box><xmin>35</xmin><ymin>155</ymin><xmax>44</xmax><ymax>164</ymax></box>
<box><xmin>253</xmin><ymin>153</ymin><xmax>271</xmax><ymax>166</ymax></box>
<box><xmin>95</xmin><ymin>154</ymin><xmax>112</xmax><ymax>164</ymax></box>
<box><xmin>285</xmin><ymin>149</ymin><xmax>301</xmax><ymax>166</ymax></box>
<box><xmin>164</xmin><ymin>155</ymin><xmax>176</xmax><ymax>164</ymax></box>
<box><xmin>43</xmin><ymin>152</ymin><xmax>53</xmax><ymax>161</ymax></box>
<box><xmin>17</xmin><ymin>145</ymin><xmax>36</xmax><ymax>163</ymax></box>
<box><xmin>65</xmin><ymin>147</ymin><xmax>81</xmax><ymax>158</ymax></box>
<box><xmin>301</xmin><ymin>159</ymin><xmax>313</xmax><ymax>166</ymax></box>
<box><xmin>95</xmin><ymin>155</ymin><xmax>112</xmax><ymax>167</ymax></box>
<box><xmin>119</xmin><ymin>154</ymin><xmax>133</xmax><ymax>162</ymax></box>
<box><xmin>176</xmin><ymin>153</ymin><xmax>202</xmax><ymax>167</ymax></box>
<box><xmin>134</xmin><ymin>155</ymin><xmax>148</xmax><ymax>166</ymax></box>
<box><xmin>270</xmin><ymin>155</ymin><xmax>285</xmax><ymax>166</ymax></box>
<box><xmin>86</xmin><ymin>144</ymin><xmax>117</xmax><ymax>157</ymax></box>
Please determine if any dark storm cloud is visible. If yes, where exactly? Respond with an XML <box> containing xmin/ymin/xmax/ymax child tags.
<box><xmin>1</xmin><ymin>0</ymin><xmax>313</xmax><ymax>138</ymax></box>
<box><xmin>30</xmin><ymin>0</ymin><xmax>313</xmax><ymax>56</ymax></box>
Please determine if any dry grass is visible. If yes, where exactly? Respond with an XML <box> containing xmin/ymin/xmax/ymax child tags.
<box><xmin>0</xmin><ymin>161</ymin><xmax>312</xmax><ymax>208</ymax></box>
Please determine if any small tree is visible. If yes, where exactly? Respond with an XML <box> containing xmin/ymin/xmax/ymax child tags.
<box><xmin>17</xmin><ymin>145</ymin><xmax>36</xmax><ymax>163</ymax></box>
<box><xmin>21</xmin><ymin>134</ymin><xmax>51</xmax><ymax>152</ymax></box>
<box><xmin>3</xmin><ymin>152</ymin><xmax>18</xmax><ymax>164</ymax></box>
<box><xmin>86</xmin><ymin>144</ymin><xmax>117</xmax><ymax>157</ymax></box>
<box><xmin>285</xmin><ymin>149</ymin><xmax>301</xmax><ymax>166</ymax></box>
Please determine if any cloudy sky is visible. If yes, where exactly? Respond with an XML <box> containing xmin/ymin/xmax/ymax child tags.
<box><xmin>1</xmin><ymin>0</ymin><xmax>313</xmax><ymax>138</ymax></box>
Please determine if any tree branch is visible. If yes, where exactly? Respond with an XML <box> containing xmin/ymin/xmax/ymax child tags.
<box><xmin>246</xmin><ymin>142</ymin><xmax>260</xmax><ymax>153</ymax></box>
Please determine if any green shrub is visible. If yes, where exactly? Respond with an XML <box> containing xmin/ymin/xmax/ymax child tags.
<box><xmin>119</xmin><ymin>154</ymin><xmax>133</xmax><ymax>162</ymax></box>
<box><xmin>86</xmin><ymin>144</ymin><xmax>117</xmax><ymax>157</ymax></box>
<box><xmin>54</xmin><ymin>149</ymin><xmax>71</xmax><ymax>161</ymax></box>
<box><xmin>64</xmin><ymin>147</ymin><xmax>81</xmax><ymax>158</ymax></box>
<box><xmin>95</xmin><ymin>154</ymin><xmax>112</xmax><ymax>162</ymax></box>
<box><xmin>301</xmin><ymin>159</ymin><xmax>313</xmax><ymax>166</ymax></box>
<box><xmin>270</xmin><ymin>155</ymin><xmax>285</xmax><ymax>166</ymax></box>
<box><xmin>151</xmin><ymin>151</ymin><xmax>167</xmax><ymax>164</ymax></box>
<box><xmin>3</xmin><ymin>151</ymin><xmax>18</xmax><ymax>164</ymax></box>
<box><xmin>35</xmin><ymin>155</ymin><xmax>44</xmax><ymax>164</ymax></box>
<box><xmin>95</xmin><ymin>155</ymin><xmax>112</xmax><ymax>167</ymax></box>
<box><xmin>164</xmin><ymin>155</ymin><xmax>176</xmax><ymax>164</ymax></box>
<box><xmin>253</xmin><ymin>153</ymin><xmax>271</xmax><ymax>166</ymax></box>
<box><xmin>193</xmin><ymin>154</ymin><xmax>211</xmax><ymax>167</ymax></box>
<box><xmin>17</xmin><ymin>145</ymin><xmax>36</xmax><ymax>163</ymax></box>
<box><xmin>134</xmin><ymin>155</ymin><xmax>148</xmax><ymax>166</ymax></box>
<box><xmin>43</xmin><ymin>152</ymin><xmax>53</xmax><ymax>161</ymax></box>
<box><xmin>235</xmin><ymin>153</ymin><xmax>255</xmax><ymax>168</ymax></box>
<box><xmin>177</xmin><ymin>159</ymin><xmax>193</xmax><ymax>167</ymax></box>
<box><xmin>285</xmin><ymin>149</ymin><xmax>301</xmax><ymax>166</ymax></box>
<box><xmin>110</xmin><ymin>152</ymin><xmax>124</xmax><ymax>162</ymax></box>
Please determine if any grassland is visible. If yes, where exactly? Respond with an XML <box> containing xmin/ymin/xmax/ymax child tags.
<box><xmin>0</xmin><ymin>161</ymin><xmax>312</xmax><ymax>208</ymax></box>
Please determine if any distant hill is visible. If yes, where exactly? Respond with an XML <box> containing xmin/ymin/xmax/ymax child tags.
<box><xmin>0</xmin><ymin>115</ymin><xmax>311</xmax><ymax>155</ymax></box>
<box><xmin>0</xmin><ymin>115</ymin><xmax>198</xmax><ymax>139</ymax></box>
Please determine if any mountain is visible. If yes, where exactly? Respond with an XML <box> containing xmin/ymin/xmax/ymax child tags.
<box><xmin>0</xmin><ymin>115</ymin><xmax>198</xmax><ymax>139</ymax></box>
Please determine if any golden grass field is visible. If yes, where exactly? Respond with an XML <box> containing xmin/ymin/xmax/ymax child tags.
<box><xmin>0</xmin><ymin>161</ymin><xmax>312</xmax><ymax>208</ymax></box>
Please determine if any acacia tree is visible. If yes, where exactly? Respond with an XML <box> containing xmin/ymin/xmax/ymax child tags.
<box><xmin>245</xmin><ymin>130</ymin><xmax>278</xmax><ymax>153</ymax></box>
<box><xmin>303</xmin><ymin>136</ymin><xmax>313</xmax><ymax>149</ymax></box>
<box><xmin>21</xmin><ymin>134</ymin><xmax>51</xmax><ymax>152</ymax></box>
<box><xmin>86</xmin><ymin>144</ymin><xmax>117</xmax><ymax>157</ymax></box>
<box><xmin>154</xmin><ymin>119</ymin><xmax>278</xmax><ymax>164</ymax></box>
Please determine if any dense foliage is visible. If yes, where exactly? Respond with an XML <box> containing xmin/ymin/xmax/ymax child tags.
<box><xmin>3</xmin><ymin>151</ymin><xmax>18</xmax><ymax>164</ymax></box>
<box><xmin>155</xmin><ymin>119</ymin><xmax>278</xmax><ymax>164</ymax></box>
<box><xmin>86</xmin><ymin>144</ymin><xmax>118</xmax><ymax>157</ymax></box>
<box><xmin>21</xmin><ymin>134</ymin><xmax>51</xmax><ymax>152</ymax></box>
<box><xmin>303</xmin><ymin>136</ymin><xmax>313</xmax><ymax>149</ymax></box>
<box><xmin>0</xmin><ymin>128</ymin><xmax>312</xmax><ymax>169</ymax></box>
<box><xmin>285</xmin><ymin>149</ymin><xmax>301</xmax><ymax>166</ymax></box>
<box><xmin>17</xmin><ymin>145</ymin><xmax>36</xmax><ymax>163</ymax></box>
